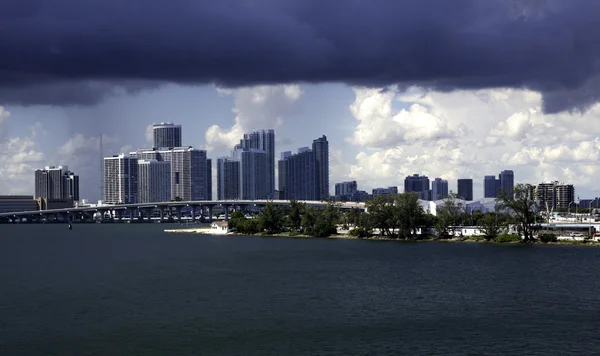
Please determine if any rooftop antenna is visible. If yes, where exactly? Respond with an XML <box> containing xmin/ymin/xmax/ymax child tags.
<box><xmin>100</xmin><ymin>133</ymin><xmax>104</xmax><ymax>201</ymax></box>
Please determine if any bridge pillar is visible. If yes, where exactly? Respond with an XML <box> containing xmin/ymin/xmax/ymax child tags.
<box><xmin>145</xmin><ymin>207</ymin><xmax>154</xmax><ymax>222</ymax></box>
<box><xmin>127</xmin><ymin>207</ymin><xmax>136</xmax><ymax>222</ymax></box>
<box><xmin>175</xmin><ymin>206</ymin><xmax>182</xmax><ymax>222</ymax></box>
<box><xmin>115</xmin><ymin>210</ymin><xmax>122</xmax><ymax>222</ymax></box>
<box><xmin>223</xmin><ymin>205</ymin><xmax>230</xmax><ymax>221</ymax></box>
<box><xmin>191</xmin><ymin>205</ymin><xmax>199</xmax><ymax>222</ymax></box>
<box><xmin>158</xmin><ymin>207</ymin><xmax>165</xmax><ymax>221</ymax></box>
<box><xmin>208</xmin><ymin>206</ymin><xmax>213</xmax><ymax>222</ymax></box>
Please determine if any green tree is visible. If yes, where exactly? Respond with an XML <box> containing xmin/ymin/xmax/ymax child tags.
<box><xmin>477</xmin><ymin>212</ymin><xmax>507</xmax><ymax>241</ymax></box>
<box><xmin>288</xmin><ymin>200</ymin><xmax>304</xmax><ymax>231</ymax></box>
<box><xmin>257</xmin><ymin>203</ymin><xmax>284</xmax><ymax>234</ymax></box>
<box><xmin>394</xmin><ymin>192</ymin><xmax>428</xmax><ymax>239</ymax></box>
<box><xmin>496</xmin><ymin>184</ymin><xmax>539</xmax><ymax>242</ymax></box>
<box><xmin>435</xmin><ymin>193</ymin><xmax>465</xmax><ymax>238</ymax></box>
<box><xmin>366</xmin><ymin>195</ymin><xmax>395</xmax><ymax>236</ymax></box>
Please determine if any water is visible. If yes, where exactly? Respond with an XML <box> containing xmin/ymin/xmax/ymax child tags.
<box><xmin>1</xmin><ymin>224</ymin><xmax>600</xmax><ymax>355</ymax></box>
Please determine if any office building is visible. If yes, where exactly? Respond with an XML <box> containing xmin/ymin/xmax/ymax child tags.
<box><xmin>372</xmin><ymin>186</ymin><xmax>399</xmax><ymax>197</ymax></box>
<box><xmin>0</xmin><ymin>195</ymin><xmax>38</xmax><ymax>213</ymax></box>
<box><xmin>152</xmin><ymin>122</ymin><xmax>182</xmax><ymax>149</ymax></box>
<box><xmin>137</xmin><ymin>160</ymin><xmax>171</xmax><ymax>203</ymax></box>
<box><xmin>135</xmin><ymin>146</ymin><xmax>210</xmax><ymax>201</ymax></box>
<box><xmin>404</xmin><ymin>174</ymin><xmax>431</xmax><ymax>200</ymax></box>
<box><xmin>240</xmin><ymin>148</ymin><xmax>268</xmax><ymax>200</ymax></box>
<box><xmin>103</xmin><ymin>154</ymin><xmax>138</xmax><ymax>204</ymax></box>
<box><xmin>277</xmin><ymin>151</ymin><xmax>292</xmax><ymax>199</ymax></box>
<box><xmin>34</xmin><ymin>165</ymin><xmax>79</xmax><ymax>202</ymax></box>
<box><xmin>335</xmin><ymin>181</ymin><xmax>358</xmax><ymax>197</ymax></box>
<box><xmin>457</xmin><ymin>179</ymin><xmax>473</xmax><ymax>201</ymax></box>
<box><xmin>499</xmin><ymin>170</ymin><xmax>515</xmax><ymax>197</ymax></box>
<box><xmin>217</xmin><ymin>157</ymin><xmax>241</xmax><ymax>200</ymax></box>
<box><xmin>431</xmin><ymin>178</ymin><xmax>449</xmax><ymax>200</ymax></box>
<box><xmin>312</xmin><ymin>135</ymin><xmax>330</xmax><ymax>199</ymax></box>
<box><xmin>279</xmin><ymin>148</ymin><xmax>318</xmax><ymax>200</ymax></box>
<box><xmin>238</xmin><ymin>129</ymin><xmax>275</xmax><ymax>199</ymax></box>
<box><xmin>278</xmin><ymin>136</ymin><xmax>330</xmax><ymax>201</ymax></box>
<box><xmin>533</xmin><ymin>181</ymin><xmax>575</xmax><ymax>211</ymax></box>
<box><xmin>483</xmin><ymin>175</ymin><xmax>498</xmax><ymax>198</ymax></box>
<box><xmin>206</xmin><ymin>158</ymin><xmax>212</xmax><ymax>201</ymax></box>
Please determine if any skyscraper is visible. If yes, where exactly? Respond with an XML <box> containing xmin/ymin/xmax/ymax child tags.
<box><xmin>431</xmin><ymin>178</ymin><xmax>449</xmax><ymax>200</ymax></box>
<box><xmin>240</xmin><ymin>129</ymin><xmax>275</xmax><ymax>199</ymax></box>
<box><xmin>240</xmin><ymin>148</ymin><xmax>268</xmax><ymax>199</ymax></box>
<box><xmin>499</xmin><ymin>170</ymin><xmax>514</xmax><ymax>197</ymax></box>
<box><xmin>335</xmin><ymin>181</ymin><xmax>358</xmax><ymax>196</ymax></box>
<box><xmin>279</xmin><ymin>148</ymin><xmax>318</xmax><ymax>200</ymax></box>
<box><xmin>277</xmin><ymin>151</ymin><xmax>292</xmax><ymax>199</ymax></box>
<box><xmin>137</xmin><ymin>160</ymin><xmax>171</xmax><ymax>203</ymax></box>
<box><xmin>34</xmin><ymin>166</ymin><xmax>79</xmax><ymax>201</ymax></box>
<box><xmin>312</xmin><ymin>135</ymin><xmax>329</xmax><ymax>199</ymax></box>
<box><xmin>484</xmin><ymin>175</ymin><xmax>498</xmax><ymax>198</ymax></box>
<box><xmin>404</xmin><ymin>174</ymin><xmax>430</xmax><ymax>200</ymax></box>
<box><xmin>217</xmin><ymin>157</ymin><xmax>241</xmax><ymax>200</ymax></box>
<box><xmin>103</xmin><ymin>154</ymin><xmax>138</xmax><ymax>204</ymax></box>
<box><xmin>152</xmin><ymin>123</ymin><xmax>182</xmax><ymax>149</ymax></box>
<box><xmin>206</xmin><ymin>158</ymin><xmax>213</xmax><ymax>201</ymax></box>
<box><xmin>457</xmin><ymin>179</ymin><xmax>473</xmax><ymax>201</ymax></box>
<box><xmin>135</xmin><ymin>146</ymin><xmax>210</xmax><ymax>201</ymax></box>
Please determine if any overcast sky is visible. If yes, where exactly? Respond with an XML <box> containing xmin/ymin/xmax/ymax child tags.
<box><xmin>2</xmin><ymin>0</ymin><xmax>600</xmax><ymax>201</ymax></box>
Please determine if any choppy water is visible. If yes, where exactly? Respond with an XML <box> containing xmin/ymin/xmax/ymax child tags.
<box><xmin>1</xmin><ymin>223</ymin><xmax>600</xmax><ymax>355</ymax></box>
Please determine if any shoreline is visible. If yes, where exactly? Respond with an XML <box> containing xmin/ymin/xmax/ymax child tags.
<box><xmin>163</xmin><ymin>228</ymin><xmax>600</xmax><ymax>246</ymax></box>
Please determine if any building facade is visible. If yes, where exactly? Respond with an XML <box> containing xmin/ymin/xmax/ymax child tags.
<box><xmin>312</xmin><ymin>135</ymin><xmax>330</xmax><ymax>199</ymax></box>
<box><xmin>0</xmin><ymin>195</ymin><xmax>38</xmax><ymax>213</ymax></box>
<box><xmin>239</xmin><ymin>130</ymin><xmax>275</xmax><ymax>199</ymax></box>
<box><xmin>279</xmin><ymin>148</ymin><xmax>319</xmax><ymax>200</ymax></box>
<box><xmin>404</xmin><ymin>174</ymin><xmax>430</xmax><ymax>200</ymax></box>
<box><xmin>217</xmin><ymin>157</ymin><xmax>241</xmax><ymax>200</ymax></box>
<box><xmin>335</xmin><ymin>181</ymin><xmax>358</xmax><ymax>197</ymax></box>
<box><xmin>152</xmin><ymin>122</ymin><xmax>182</xmax><ymax>149</ymax></box>
<box><xmin>499</xmin><ymin>170</ymin><xmax>515</xmax><ymax>197</ymax></box>
<box><xmin>137</xmin><ymin>160</ymin><xmax>171</xmax><ymax>203</ymax></box>
<box><xmin>34</xmin><ymin>165</ymin><xmax>79</xmax><ymax>202</ymax></box>
<box><xmin>103</xmin><ymin>154</ymin><xmax>138</xmax><ymax>204</ymax></box>
<box><xmin>457</xmin><ymin>179</ymin><xmax>473</xmax><ymax>201</ymax></box>
<box><xmin>483</xmin><ymin>175</ymin><xmax>498</xmax><ymax>198</ymax></box>
<box><xmin>240</xmin><ymin>149</ymin><xmax>268</xmax><ymax>200</ymax></box>
<box><xmin>431</xmin><ymin>178</ymin><xmax>449</xmax><ymax>200</ymax></box>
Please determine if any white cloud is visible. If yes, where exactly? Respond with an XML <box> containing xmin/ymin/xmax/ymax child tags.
<box><xmin>349</xmin><ymin>87</ymin><xmax>456</xmax><ymax>149</ymax></box>
<box><xmin>0</xmin><ymin>136</ymin><xmax>45</xmax><ymax>195</ymax></box>
<box><xmin>341</xmin><ymin>86</ymin><xmax>600</xmax><ymax>198</ymax></box>
<box><xmin>0</xmin><ymin>106</ymin><xmax>10</xmax><ymax>140</ymax></box>
<box><xmin>145</xmin><ymin>124</ymin><xmax>153</xmax><ymax>144</ymax></box>
<box><xmin>205</xmin><ymin>84</ymin><xmax>303</xmax><ymax>152</ymax></box>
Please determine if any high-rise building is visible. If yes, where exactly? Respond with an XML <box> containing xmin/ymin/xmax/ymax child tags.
<box><xmin>103</xmin><ymin>154</ymin><xmax>138</xmax><ymax>204</ymax></box>
<box><xmin>499</xmin><ymin>170</ymin><xmax>514</xmax><ymax>197</ymax></box>
<box><xmin>217</xmin><ymin>157</ymin><xmax>241</xmax><ymax>200</ymax></box>
<box><xmin>279</xmin><ymin>148</ymin><xmax>318</xmax><ymax>200</ymax></box>
<box><xmin>312</xmin><ymin>135</ymin><xmax>330</xmax><ymax>199</ymax></box>
<box><xmin>534</xmin><ymin>181</ymin><xmax>575</xmax><ymax>210</ymax></box>
<box><xmin>484</xmin><ymin>175</ymin><xmax>498</xmax><ymax>198</ymax></box>
<box><xmin>277</xmin><ymin>151</ymin><xmax>292</xmax><ymax>199</ymax></box>
<box><xmin>431</xmin><ymin>178</ymin><xmax>449</xmax><ymax>200</ymax></box>
<box><xmin>137</xmin><ymin>160</ymin><xmax>171</xmax><ymax>203</ymax></box>
<box><xmin>206</xmin><ymin>158</ymin><xmax>213</xmax><ymax>201</ymax></box>
<box><xmin>34</xmin><ymin>166</ymin><xmax>79</xmax><ymax>201</ymax></box>
<box><xmin>240</xmin><ymin>148</ymin><xmax>268</xmax><ymax>200</ymax></box>
<box><xmin>335</xmin><ymin>181</ymin><xmax>358</xmax><ymax>196</ymax></box>
<box><xmin>239</xmin><ymin>130</ymin><xmax>275</xmax><ymax>199</ymax></box>
<box><xmin>404</xmin><ymin>174</ymin><xmax>430</xmax><ymax>200</ymax></box>
<box><xmin>152</xmin><ymin>122</ymin><xmax>182</xmax><ymax>149</ymax></box>
<box><xmin>457</xmin><ymin>179</ymin><xmax>473</xmax><ymax>201</ymax></box>
<box><xmin>135</xmin><ymin>146</ymin><xmax>209</xmax><ymax>201</ymax></box>
<box><xmin>372</xmin><ymin>186</ymin><xmax>399</xmax><ymax>197</ymax></box>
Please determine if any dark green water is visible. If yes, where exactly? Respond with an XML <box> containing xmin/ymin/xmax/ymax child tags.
<box><xmin>1</xmin><ymin>224</ymin><xmax>600</xmax><ymax>355</ymax></box>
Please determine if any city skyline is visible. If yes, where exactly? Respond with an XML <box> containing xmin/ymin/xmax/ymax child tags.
<box><xmin>2</xmin><ymin>1</ymin><xmax>600</xmax><ymax>203</ymax></box>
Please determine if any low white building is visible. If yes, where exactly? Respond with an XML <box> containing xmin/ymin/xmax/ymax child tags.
<box><xmin>210</xmin><ymin>221</ymin><xmax>231</xmax><ymax>234</ymax></box>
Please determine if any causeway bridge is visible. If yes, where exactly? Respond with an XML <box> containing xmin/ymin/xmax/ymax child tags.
<box><xmin>0</xmin><ymin>200</ymin><xmax>366</xmax><ymax>224</ymax></box>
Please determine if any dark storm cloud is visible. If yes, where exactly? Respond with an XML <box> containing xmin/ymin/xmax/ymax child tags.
<box><xmin>1</xmin><ymin>0</ymin><xmax>600</xmax><ymax>112</ymax></box>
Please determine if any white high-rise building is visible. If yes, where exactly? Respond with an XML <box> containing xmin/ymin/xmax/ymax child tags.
<box><xmin>138</xmin><ymin>160</ymin><xmax>171</xmax><ymax>203</ymax></box>
<box><xmin>103</xmin><ymin>154</ymin><xmax>138</xmax><ymax>204</ymax></box>
<box><xmin>135</xmin><ymin>146</ymin><xmax>210</xmax><ymax>201</ymax></box>
<box><xmin>34</xmin><ymin>165</ymin><xmax>79</xmax><ymax>201</ymax></box>
<box><xmin>152</xmin><ymin>122</ymin><xmax>182</xmax><ymax>149</ymax></box>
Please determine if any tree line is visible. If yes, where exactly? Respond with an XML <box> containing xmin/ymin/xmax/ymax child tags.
<box><xmin>228</xmin><ymin>184</ymin><xmax>543</xmax><ymax>242</ymax></box>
